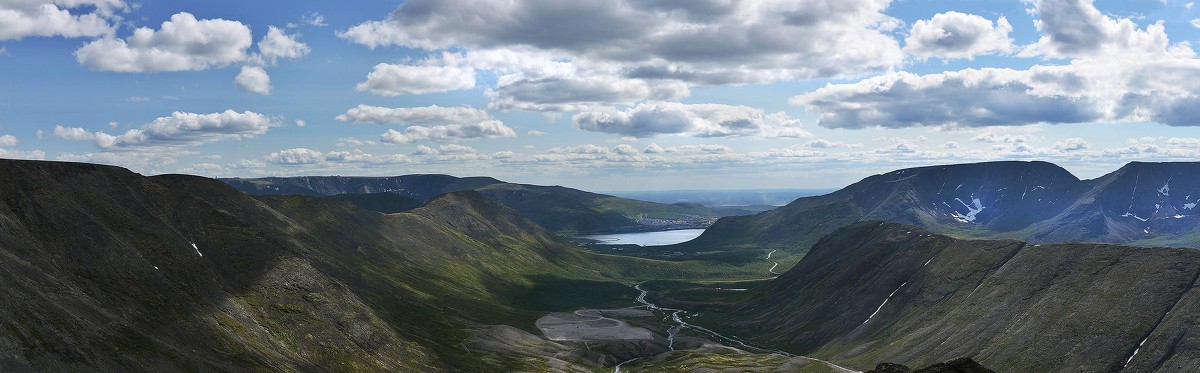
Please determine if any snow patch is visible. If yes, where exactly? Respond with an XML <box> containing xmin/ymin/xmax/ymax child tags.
<box><xmin>951</xmin><ymin>197</ymin><xmax>985</xmax><ymax>223</ymax></box>
<box><xmin>1122</xmin><ymin>212</ymin><xmax>1149</xmax><ymax>222</ymax></box>
<box><xmin>191</xmin><ymin>243</ymin><xmax>203</xmax><ymax>257</ymax></box>
<box><xmin>1159</xmin><ymin>182</ymin><xmax>1171</xmax><ymax>196</ymax></box>
<box><xmin>1185</xmin><ymin>203</ymin><xmax>1196</xmax><ymax>210</ymax></box>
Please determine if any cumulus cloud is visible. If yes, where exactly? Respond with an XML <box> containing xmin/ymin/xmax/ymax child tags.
<box><xmin>235</xmin><ymin>65</ymin><xmax>271</xmax><ymax>94</ymax></box>
<box><xmin>470</xmin><ymin>48</ymin><xmax>689</xmax><ymax>112</ymax></box>
<box><xmin>255</xmin><ymin>26</ymin><xmax>310</xmax><ymax>65</ymax></box>
<box><xmin>54</xmin><ymin>110</ymin><xmax>277</xmax><ymax>150</ymax></box>
<box><xmin>237</xmin><ymin>26</ymin><xmax>309</xmax><ymax>95</ymax></box>
<box><xmin>905</xmin><ymin>11</ymin><xmax>1013</xmax><ymax>60</ymax></box>
<box><xmin>573</xmin><ymin>102</ymin><xmax>811</xmax><ymax>138</ymax></box>
<box><xmin>75</xmin><ymin>12</ymin><xmax>252</xmax><ymax>72</ymax></box>
<box><xmin>0</xmin><ymin>134</ymin><xmax>18</xmax><ymax>147</ymax></box>
<box><xmin>0</xmin><ymin>0</ymin><xmax>123</xmax><ymax>40</ymax></box>
<box><xmin>336</xmin><ymin>104</ymin><xmax>517</xmax><ymax>143</ymax></box>
<box><xmin>1021</xmin><ymin>0</ymin><xmax>1171</xmax><ymax>58</ymax></box>
<box><xmin>267</xmin><ymin>148</ymin><xmax>327</xmax><ymax>165</ymax></box>
<box><xmin>356</xmin><ymin>52</ymin><xmax>475</xmax><ymax>96</ymax></box>
<box><xmin>339</xmin><ymin>0</ymin><xmax>904</xmax><ymax>111</ymax></box>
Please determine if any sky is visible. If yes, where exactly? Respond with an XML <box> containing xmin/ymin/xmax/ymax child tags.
<box><xmin>3</xmin><ymin>0</ymin><xmax>1200</xmax><ymax>191</ymax></box>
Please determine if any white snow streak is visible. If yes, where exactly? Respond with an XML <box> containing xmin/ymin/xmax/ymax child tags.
<box><xmin>862</xmin><ymin>282</ymin><xmax>907</xmax><ymax>325</ymax></box>
<box><xmin>1124</xmin><ymin>335</ymin><xmax>1149</xmax><ymax>368</ymax></box>
<box><xmin>191</xmin><ymin>243</ymin><xmax>203</xmax><ymax>257</ymax></box>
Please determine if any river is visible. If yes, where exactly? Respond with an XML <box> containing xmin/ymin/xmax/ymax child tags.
<box><xmin>580</xmin><ymin>229</ymin><xmax>706</xmax><ymax>246</ymax></box>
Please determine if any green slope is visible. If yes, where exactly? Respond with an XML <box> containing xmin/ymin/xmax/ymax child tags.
<box><xmin>708</xmin><ymin>221</ymin><xmax>1200</xmax><ymax>372</ymax></box>
<box><xmin>0</xmin><ymin>159</ymin><xmax>755</xmax><ymax>372</ymax></box>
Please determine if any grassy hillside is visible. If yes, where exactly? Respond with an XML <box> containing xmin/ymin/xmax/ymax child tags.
<box><xmin>702</xmin><ymin>221</ymin><xmax>1200</xmax><ymax>372</ymax></box>
<box><xmin>0</xmin><ymin>159</ymin><xmax>757</xmax><ymax>372</ymax></box>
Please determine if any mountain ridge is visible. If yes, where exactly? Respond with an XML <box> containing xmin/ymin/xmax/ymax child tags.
<box><xmin>221</xmin><ymin>174</ymin><xmax>726</xmax><ymax>234</ymax></box>
<box><xmin>681</xmin><ymin>161</ymin><xmax>1200</xmax><ymax>258</ymax></box>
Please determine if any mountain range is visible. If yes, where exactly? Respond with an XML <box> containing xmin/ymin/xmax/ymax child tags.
<box><xmin>221</xmin><ymin>175</ymin><xmax>743</xmax><ymax>234</ymax></box>
<box><xmin>10</xmin><ymin>158</ymin><xmax>1200</xmax><ymax>372</ymax></box>
<box><xmin>680</xmin><ymin>161</ymin><xmax>1200</xmax><ymax>263</ymax></box>
<box><xmin>0</xmin><ymin>160</ymin><xmax>742</xmax><ymax>371</ymax></box>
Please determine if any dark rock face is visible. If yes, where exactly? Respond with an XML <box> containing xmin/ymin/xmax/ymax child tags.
<box><xmin>869</xmin><ymin>358</ymin><xmax>994</xmax><ymax>373</ymax></box>
<box><xmin>732</xmin><ymin>221</ymin><xmax>1200</xmax><ymax>372</ymax></box>
<box><xmin>688</xmin><ymin>161</ymin><xmax>1200</xmax><ymax>254</ymax></box>
<box><xmin>867</xmin><ymin>362</ymin><xmax>913</xmax><ymax>373</ymax></box>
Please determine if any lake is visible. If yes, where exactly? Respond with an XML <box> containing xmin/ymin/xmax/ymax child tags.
<box><xmin>579</xmin><ymin>229</ymin><xmax>706</xmax><ymax>247</ymax></box>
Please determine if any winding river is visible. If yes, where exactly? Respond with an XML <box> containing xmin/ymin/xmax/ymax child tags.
<box><xmin>626</xmin><ymin>284</ymin><xmax>860</xmax><ymax>373</ymax></box>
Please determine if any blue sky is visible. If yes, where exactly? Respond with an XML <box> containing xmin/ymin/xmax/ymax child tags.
<box><xmin>2</xmin><ymin>0</ymin><xmax>1200</xmax><ymax>191</ymax></box>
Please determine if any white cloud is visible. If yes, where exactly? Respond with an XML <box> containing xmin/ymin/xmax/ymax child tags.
<box><xmin>0</xmin><ymin>134</ymin><xmax>17</xmax><ymax>147</ymax></box>
<box><xmin>235</xmin><ymin>65</ymin><xmax>271</xmax><ymax>94</ymax></box>
<box><xmin>0</xmin><ymin>148</ymin><xmax>45</xmax><ymax>160</ymax></box>
<box><xmin>1054</xmin><ymin>137</ymin><xmax>1089</xmax><ymax>151</ymax></box>
<box><xmin>573</xmin><ymin>102</ymin><xmax>811</xmax><ymax>138</ymax></box>
<box><xmin>55</xmin><ymin>110</ymin><xmax>277</xmax><ymax>150</ymax></box>
<box><xmin>336</xmin><ymin>104</ymin><xmax>517</xmax><ymax>143</ymax></box>
<box><xmin>471</xmin><ymin>48</ymin><xmax>689</xmax><ymax>112</ymax></box>
<box><xmin>1021</xmin><ymin>0</ymin><xmax>1172</xmax><ymax>58</ymax></box>
<box><xmin>295</xmin><ymin>119</ymin><xmax>306</xmax><ymax>127</ymax></box>
<box><xmin>527</xmin><ymin>130</ymin><xmax>546</xmax><ymax>136</ymax></box>
<box><xmin>356</xmin><ymin>52</ymin><xmax>475</xmax><ymax>96</ymax></box>
<box><xmin>256</xmin><ymin>26</ymin><xmax>310</xmax><ymax>65</ymax></box>
<box><xmin>336</xmin><ymin>104</ymin><xmax>493</xmax><ymax>125</ymax></box>
<box><xmin>1192</xmin><ymin>18</ymin><xmax>1200</xmax><ymax>29</ymax></box>
<box><xmin>52</xmin><ymin>125</ymin><xmax>93</xmax><ymax>141</ymax></box>
<box><xmin>75</xmin><ymin>12</ymin><xmax>252</xmax><ymax>72</ymax></box>
<box><xmin>438</xmin><ymin>144</ymin><xmax>476</xmax><ymax>153</ymax></box>
<box><xmin>970</xmin><ymin>133</ymin><xmax>1033</xmax><ymax>144</ymax></box>
<box><xmin>303</xmin><ymin>12</ymin><xmax>327</xmax><ymax>27</ymax></box>
<box><xmin>236</xmin><ymin>27</ymin><xmax>308</xmax><ymax>95</ymax></box>
<box><xmin>379</xmin><ymin>124</ymin><xmax>516</xmax><ymax>144</ymax></box>
<box><xmin>0</xmin><ymin>0</ymin><xmax>123</xmax><ymax>41</ymax></box>
<box><xmin>905</xmin><ymin>12</ymin><xmax>1013</xmax><ymax>60</ymax></box>
<box><xmin>267</xmin><ymin>148</ymin><xmax>326</xmax><ymax>165</ymax></box>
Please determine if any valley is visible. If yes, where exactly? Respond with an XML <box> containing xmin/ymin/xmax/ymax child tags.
<box><xmin>5</xmin><ymin>158</ymin><xmax>1200</xmax><ymax>372</ymax></box>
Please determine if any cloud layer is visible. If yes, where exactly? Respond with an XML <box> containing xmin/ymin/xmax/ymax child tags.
<box><xmin>573</xmin><ymin>102</ymin><xmax>811</xmax><ymax>138</ymax></box>
<box><xmin>340</xmin><ymin>0</ymin><xmax>904</xmax><ymax>111</ymax></box>
<box><xmin>336</xmin><ymin>105</ymin><xmax>517</xmax><ymax>143</ymax></box>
